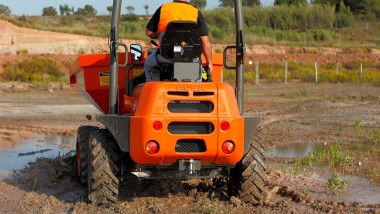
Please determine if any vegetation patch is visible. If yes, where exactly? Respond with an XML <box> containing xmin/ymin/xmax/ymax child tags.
<box><xmin>224</xmin><ymin>60</ymin><xmax>380</xmax><ymax>85</ymax></box>
<box><xmin>1</xmin><ymin>57</ymin><xmax>66</xmax><ymax>84</ymax></box>
<box><xmin>270</xmin><ymin>121</ymin><xmax>380</xmax><ymax>184</ymax></box>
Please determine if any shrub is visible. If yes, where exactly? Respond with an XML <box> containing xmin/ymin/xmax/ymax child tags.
<box><xmin>204</xmin><ymin>7</ymin><xmax>234</xmax><ymax>29</ymax></box>
<box><xmin>120</xmin><ymin>14</ymin><xmax>138</xmax><ymax>22</ymax></box>
<box><xmin>312</xmin><ymin>29</ymin><xmax>333</xmax><ymax>42</ymax></box>
<box><xmin>16</xmin><ymin>49</ymin><xmax>29</xmax><ymax>55</ymax></box>
<box><xmin>59</xmin><ymin>16</ymin><xmax>74</xmax><ymax>26</ymax></box>
<box><xmin>335</xmin><ymin>1</ymin><xmax>354</xmax><ymax>28</ymax></box>
<box><xmin>1</xmin><ymin>57</ymin><xmax>65</xmax><ymax>83</ymax></box>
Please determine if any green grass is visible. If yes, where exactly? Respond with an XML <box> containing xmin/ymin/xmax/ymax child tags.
<box><xmin>327</xmin><ymin>173</ymin><xmax>349</xmax><ymax>195</ymax></box>
<box><xmin>273</xmin><ymin>124</ymin><xmax>380</xmax><ymax>183</ymax></box>
<box><xmin>224</xmin><ymin>60</ymin><xmax>380</xmax><ymax>85</ymax></box>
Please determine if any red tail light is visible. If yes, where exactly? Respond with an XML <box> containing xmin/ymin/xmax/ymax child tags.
<box><xmin>145</xmin><ymin>141</ymin><xmax>159</xmax><ymax>154</ymax></box>
<box><xmin>220</xmin><ymin>121</ymin><xmax>230</xmax><ymax>131</ymax></box>
<box><xmin>153</xmin><ymin>121</ymin><xmax>163</xmax><ymax>131</ymax></box>
<box><xmin>222</xmin><ymin>141</ymin><xmax>235</xmax><ymax>154</ymax></box>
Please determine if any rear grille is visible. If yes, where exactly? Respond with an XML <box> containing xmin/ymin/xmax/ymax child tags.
<box><xmin>168</xmin><ymin>122</ymin><xmax>214</xmax><ymax>134</ymax></box>
<box><xmin>175</xmin><ymin>139</ymin><xmax>206</xmax><ymax>153</ymax></box>
<box><xmin>168</xmin><ymin>101</ymin><xmax>214</xmax><ymax>113</ymax></box>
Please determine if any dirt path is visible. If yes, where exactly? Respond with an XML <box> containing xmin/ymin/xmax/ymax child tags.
<box><xmin>0</xmin><ymin>83</ymin><xmax>379</xmax><ymax>213</ymax></box>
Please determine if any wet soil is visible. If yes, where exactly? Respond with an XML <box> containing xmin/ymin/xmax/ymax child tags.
<box><xmin>0</xmin><ymin>83</ymin><xmax>380</xmax><ymax>213</ymax></box>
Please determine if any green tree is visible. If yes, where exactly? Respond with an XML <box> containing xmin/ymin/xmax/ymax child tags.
<box><xmin>312</xmin><ymin>0</ymin><xmax>336</xmax><ymax>5</ymax></box>
<box><xmin>107</xmin><ymin>6</ymin><xmax>113</xmax><ymax>15</ymax></box>
<box><xmin>75</xmin><ymin>5</ymin><xmax>97</xmax><ymax>16</ymax></box>
<box><xmin>59</xmin><ymin>5</ymin><xmax>64</xmax><ymax>15</ymax></box>
<box><xmin>143</xmin><ymin>5</ymin><xmax>149</xmax><ymax>15</ymax></box>
<box><xmin>0</xmin><ymin>4</ymin><xmax>11</xmax><ymax>15</ymax></box>
<box><xmin>42</xmin><ymin>6</ymin><xmax>57</xmax><ymax>16</ymax></box>
<box><xmin>343</xmin><ymin>0</ymin><xmax>366</xmax><ymax>14</ymax></box>
<box><xmin>219</xmin><ymin>0</ymin><xmax>234</xmax><ymax>7</ymax></box>
<box><xmin>313</xmin><ymin>0</ymin><xmax>366</xmax><ymax>14</ymax></box>
<box><xmin>219</xmin><ymin>0</ymin><xmax>260</xmax><ymax>7</ymax></box>
<box><xmin>126</xmin><ymin>6</ymin><xmax>135</xmax><ymax>14</ymax></box>
<box><xmin>59</xmin><ymin>4</ymin><xmax>72</xmax><ymax>16</ymax></box>
<box><xmin>335</xmin><ymin>0</ymin><xmax>354</xmax><ymax>26</ymax></box>
<box><xmin>243</xmin><ymin>0</ymin><xmax>261</xmax><ymax>6</ymax></box>
<box><xmin>275</xmin><ymin>0</ymin><xmax>307</xmax><ymax>6</ymax></box>
<box><xmin>190</xmin><ymin>0</ymin><xmax>207</xmax><ymax>10</ymax></box>
<box><xmin>364</xmin><ymin>0</ymin><xmax>380</xmax><ymax>19</ymax></box>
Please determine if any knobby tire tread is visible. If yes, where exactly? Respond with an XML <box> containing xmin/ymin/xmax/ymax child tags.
<box><xmin>76</xmin><ymin>126</ymin><xmax>99</xmax><ymax>185</ymax></box>
<box><xmin>228</xmin><ymin>133</ymin><xmax>268</xmax><ymax>204</ymax></box>
<box><xmin>88</xmin><ymin>129</ymin><xmax>121</xmax><ymax>204</ymax></box>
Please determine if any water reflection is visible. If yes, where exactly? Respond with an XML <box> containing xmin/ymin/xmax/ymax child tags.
<box><xmin>267</xmin><ymin>141</ymin><xmax>380</xmax><ymax>205</ymax></box>
<box><xmin>266</xmin><ymin>142</ymin><xmax>328</xmax><ymax>158</ymax></box>
<box><xmin>0</xmin><ymin>135</ymin><xmax>75</xmax><ymax>172</ymax></box>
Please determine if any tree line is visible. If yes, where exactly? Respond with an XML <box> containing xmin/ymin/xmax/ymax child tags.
<box><xmin>0</xmin><ymin>1</ymin><xmax>378</xmax><ymax>19</ymax></box>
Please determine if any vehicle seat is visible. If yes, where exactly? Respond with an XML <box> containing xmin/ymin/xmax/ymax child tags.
<box><xmin>157</xmin><ymin>21</ymin><xmax>202</xmax><ymax>82</ymax></box>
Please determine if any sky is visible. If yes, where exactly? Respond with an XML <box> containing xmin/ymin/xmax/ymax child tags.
<box><xmin>0</xmin><ymin>0</ymin><xmax>274</xmax><ymax>16</ymax></box>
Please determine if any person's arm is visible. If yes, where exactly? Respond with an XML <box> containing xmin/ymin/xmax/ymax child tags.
<box><xmin>146</xmin><ymin>29</ymin><xmax>159</xmax><ymax>39</ymax></box>
<box><xmin>146</xmin><ymin>7</ymin><xmax>161</xmax><ymax>40</ymax></box>
<box><xmin>201</xmin><ymin>35</ymin><xmax>213</xmax><ymax>72</ymax></box>
<box><xmin>197</xmin><ymin>12</ymin><xmax>212</xmax><ymax>72</ymax></box>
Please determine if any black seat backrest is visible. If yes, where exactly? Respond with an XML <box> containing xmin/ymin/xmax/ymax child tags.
<box><xmin>160</xmin><ymin>21</ymin><xmax>202</xmax><ymax>62</ymax></box>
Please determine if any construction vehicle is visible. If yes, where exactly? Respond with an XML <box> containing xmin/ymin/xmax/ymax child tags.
<box><xmin>70</xmin><ymin>0</ymin><xmax>267</xmax><ymax>204</ymax></box>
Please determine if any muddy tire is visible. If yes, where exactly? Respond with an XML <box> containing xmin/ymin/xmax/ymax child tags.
<box><xmin>76</xmin><ymin>126</ymin><xmax>99</xmax><ymax>185</ymax></box>
<box><xmin>88</xmin><ymin>129</ymin><xmax>121</xmax><ymax>204</ymax></box>
<box><xmin>228</xmin><ymin>134</ymin><xmax>268</xmax><ymax>204</ymax></box>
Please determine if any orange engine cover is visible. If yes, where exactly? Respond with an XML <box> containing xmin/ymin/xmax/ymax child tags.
<box><xmin>129</xmin><ymin>82</ymin><xmax>244</xmax><ymax>165</ymax></box>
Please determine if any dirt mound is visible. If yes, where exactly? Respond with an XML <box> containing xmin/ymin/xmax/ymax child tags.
<box><xmin>0</xmin><ymin>19</ymin><xmax>145</xmax><ymax>55</ymax></box>
<box><xmin>1</xmin><ymin>19</ymin><xmax>379</xmax><ymax>63</ymax></box>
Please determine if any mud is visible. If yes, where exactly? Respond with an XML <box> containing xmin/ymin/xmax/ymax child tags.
<box><xmin>0</xmin><ymin>83</ymin><xmax>380</xmax><ymax>213</ymax></box>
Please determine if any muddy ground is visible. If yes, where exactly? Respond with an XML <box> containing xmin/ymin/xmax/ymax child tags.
<box><xmin>0</xmin><ymin>82</ymin><xmax>380</xmax><ymax>213</ymax></box>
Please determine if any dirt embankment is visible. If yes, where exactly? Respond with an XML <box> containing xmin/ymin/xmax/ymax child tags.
<box><xmin>1</xmin><ymin>19</ymin><xmax>379</xmax><ymax>72</ymax></box>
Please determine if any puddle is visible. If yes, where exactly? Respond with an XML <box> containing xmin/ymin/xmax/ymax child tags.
<box><xmin>0</xmin><ymin>135</ymin><xmax>75</xmax><ymax>176</ymax></box>
<box><xmin>266</xmin><ymin>141</ymin><xmax>328</xmax><ymax>158</ymax></box>
<box><xmin>339</xmin><ymin>174</ymin><xmax>380</xmax><ymax>205</ymax></box>
<box><xmin>267</xmin><ymin>142</ymin><xmax>380</xmax><ymax>205</ymax></box>
<box><xmin>265</xmin><ymin>141</ymin><xmax>365</xmax><ymax>158</ymax></box>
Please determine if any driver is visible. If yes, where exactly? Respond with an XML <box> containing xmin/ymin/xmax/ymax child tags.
<box><xmin>144</xmin><ymin>0</ymin><xmax>213</xmax><ymax>82</ymax></box>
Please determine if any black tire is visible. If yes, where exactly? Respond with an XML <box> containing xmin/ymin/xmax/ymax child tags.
<box><xmin>76</xmin><ymin>126</ymin><xmax>99</xmax><ymax>185</ymax></box>
<box><xmin>228</xmin><ymin>134</ymin><xmax>268</xmax><ymax>205</ymax></box>
<box><xmin>88</xmin><ymin>129</ymin><xmax>121</xmax><ymax>204</ymax></box>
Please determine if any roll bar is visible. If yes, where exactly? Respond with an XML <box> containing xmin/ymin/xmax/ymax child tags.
<box><xmin>108</xmin><ymin>0</ymin><xmax>245</xmax><ymax>115</ymax></box>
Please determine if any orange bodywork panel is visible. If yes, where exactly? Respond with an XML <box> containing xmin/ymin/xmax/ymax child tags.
<box><xmin>70</xmin><ymin>51</ymin><xmax>244</xmax><ymax>165</ymax></box>
<box><xmin>129</xmin><ymin>82</ymin><xmax>244</xmax><ymax>165</ymax></box>
<box><xmin>70</xmin><ymin>52</ymin><xmax>224</xmax><ymax>114</ymax></box>
<box><xmin>69</xmin><ymin>53</ymin><xmax>132</xmax><ymax>114</ymax></box>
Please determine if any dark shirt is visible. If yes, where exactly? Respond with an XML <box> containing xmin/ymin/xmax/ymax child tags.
<box><xmin>146</xmin><ymin>1</ymin><xmax>208</xmax><ymax>36</ymax></box>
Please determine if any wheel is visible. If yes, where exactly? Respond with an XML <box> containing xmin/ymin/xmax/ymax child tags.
<box><xmin>88</xmin><ymin>129</ymin><xmax>121</xmax><ymax>204</ymax></box>
<box><xmin>76</xmin><ymin>126</ymin><xmax>99</xmax><ymax>185</ymax></box>
<box><xmin>228</xmin><ymin>134</ymin><xmax>268</xmax><ymax>204</ymax></box>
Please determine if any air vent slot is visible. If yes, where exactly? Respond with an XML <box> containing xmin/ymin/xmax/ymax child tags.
<box><xmin>168</xmin><ymin>122</ymin><xmax>214</xmax><ymax>134</ymax></box>
<box><xmin>168</xmin><ymin>91</ymin><xmax>189</xmax><ymax>96</ymax></box>
<box><xmin>194</xmin><ymin>92</ymin><xmax>214</xmax><ymax>96</ymax></box>
<box><xmin>168</xmin><ymin>101</ymin><xmax>214</xmax><ymax>113</ymax></box>
<box><xmin>175</xmin><ymin>139</ymin><xmax>206</xmax><ymax>153</ymax></box>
